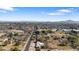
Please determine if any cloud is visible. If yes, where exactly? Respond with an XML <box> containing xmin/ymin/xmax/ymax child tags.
<box><xmin>48</xmin><ymin>12</ymin><xmax>64</xmax><ymax>15</ymax></box>
<box><xmin>0</xmin><ymin>10</ymin><xmax>7</xmax><ymax>13</ymax></box>
<box><xmin>0</xmin><ymin>0</ymin><xmax>14</xmax><ymax>13</ymax></box>
<box><xmin>0</xmin><ymin>7</ymin><xmax>14</xmax><ymax>13</ymax></box>
<box><xmin>0</xmin><ymin>7</ymin><xmax>14</xmax><ymax>11</ymax></box>
<box><xmin>58</xmin><ymin>9</ymin><xmax>73</xmax><ymax>13</ymax></box>
<box><xmin>48</xmin><ymin>9</ymin><xmax>74</xmax><ymax>16</ymax></box>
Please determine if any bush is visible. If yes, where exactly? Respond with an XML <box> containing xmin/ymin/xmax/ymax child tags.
<box><xmin>41</xmin><ymin>45</ymin><xmax>45</xmax><ymax>49</ymax></box>
<box><xmin>58</xmin><ymin>43</ymin><xmax>66</xmax><ymax>46</ymax></box>
<box><xmin>67</xmin><ymin>35</ymin><xmax>79</xmax><ymax>49</ymax></box>
<box><xmin>41</xmin><ymin>30</ymin><xmax>46</xmax><ymax>34</ymax></box>
<box><xmin>47</xmin><ymin>29</ymin><xmax>52</xmax><ymax>33</ymax></box>
<box><xmin>67</xmin><ymin>35</ymin><xmax>78</xmax><ymax>43</ymax></box>
<box><xmin>14</xmin><ymin>33</ymin><xmax>19</xmax><ymax>36</ymax></box>
<box><xmin>10</xmin><ymin>47</ymin><xmax>20</xmax><ymax>51</ymax></box>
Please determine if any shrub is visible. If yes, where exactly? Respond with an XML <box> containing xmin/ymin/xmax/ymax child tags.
<box><xmin>10</xmin><ymin>47</ymin><xmax>20</xmax><ymax>51</ymax></box>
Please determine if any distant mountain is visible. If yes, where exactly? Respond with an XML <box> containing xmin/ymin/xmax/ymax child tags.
<box><xmin>58</xmin><ymin>20</ymin><xmax>79</xmax><ymax>23</ymax></box>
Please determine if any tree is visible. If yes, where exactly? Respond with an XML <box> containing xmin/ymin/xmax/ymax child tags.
<box><xmin>67</xmin><ymin>35</ymin><xmax>78</xmax><ymax>49</ymax></box>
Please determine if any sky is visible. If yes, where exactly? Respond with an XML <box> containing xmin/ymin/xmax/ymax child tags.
<box><xmin>0</xmin><ymin>7</ymin><xmax>79</xmax><ymax>22</ymax></box>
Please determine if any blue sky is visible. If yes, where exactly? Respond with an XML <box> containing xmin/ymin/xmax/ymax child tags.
<box><xmin>0</xmin><ymin>7</ymin><xmax>79</xmax><ymax>22</ymax></box>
